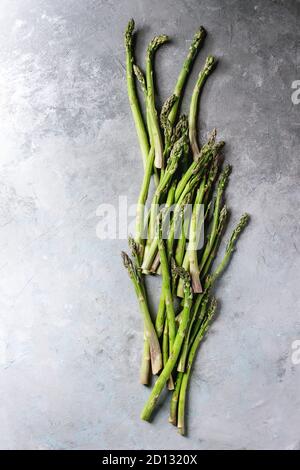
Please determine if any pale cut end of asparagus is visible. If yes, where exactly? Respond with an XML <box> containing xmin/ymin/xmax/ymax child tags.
<box><xmin>190</xmin><ymin>272</ymin><xmax>203</xmax><ymax>294</ymax></box>
<box><xmin>149</xmin><ymin>341</ymin><xmax>163</xmax><ymax>375</ymax></box>
<box><xmin>167</xmin><ymin>375</ymin><xmax>175</xmax><ymax>390</ymax></box>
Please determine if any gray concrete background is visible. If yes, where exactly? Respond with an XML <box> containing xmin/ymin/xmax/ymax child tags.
<box><xmin>0</xmin><ymin>0</ymin><xmax>299</xmax><ymax>450</ymax></box>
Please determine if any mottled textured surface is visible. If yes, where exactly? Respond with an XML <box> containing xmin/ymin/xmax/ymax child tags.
<box><xmin>0</xmin><ymin>0</ymin><xmax>300</xmax><ymax>450</ymax></box>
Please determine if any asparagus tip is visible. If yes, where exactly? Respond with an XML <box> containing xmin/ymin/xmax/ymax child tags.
<box><xmin>204</xmin><ymin>55</ymin><xmax>217</xmax><ymax>75</ymax></box>
<box><xmin>147</xmin><ymin>35</ymin><xmax>169</xmax><ymax>57</ymax></box>
<box><xmin>125</xmin><ymin>19</ymin><xmax>135</xmax><ymax>47</ymax></box>
<box><xmin>121</xmin><ymin>251</ymin><xmax>131</xmax><ymax>269</ymax></box>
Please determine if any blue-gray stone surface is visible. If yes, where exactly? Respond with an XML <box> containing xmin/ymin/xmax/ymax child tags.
<box><xmin>0</xmin><ymin>0</ymin><xmax>299</xmax><ymax>450</ymax></box>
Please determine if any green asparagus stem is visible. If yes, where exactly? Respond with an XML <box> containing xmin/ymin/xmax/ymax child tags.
<box><xmin>169</xmin><ymin>27</ymin><xmax>206</xmax><ymax>125</ymax></box>
<box><xmin>177</xmin><ymin>178</ymin><xmax>206</xmax><ymax>297</ymax></box>
<box><xmin>133</xmin><ymin>64</ymin><xmax>160</xmax><ymax>188</ymax></box>
<box><xmin>190</xmin><ymin>213</ymin><xmax>250</xmax><ymax>346</ymax></box>
<box><xmin>175</xmin><ymin>131</ymin><xmax>224</xmax><ymax>202</ymax></box>
<box><xmin>177</xmin><ymin>292</ymin><xmax>209</xmax><ymax>373</ymax></box>
<box><xmin>154</xmin><ymin>184</ymin><xmax>177</xmax><ymax>334</ymax></box>
<box><xmin>150</xmin><ymin>180</ymin><xmax>176</xmax><ymax>273</ymax></box>
<box><xmin>213</xmin><ymin>213</ymin><xmax>250</xmax><ymax>280</ymax></box>
<box><xmin>169</xmin><ymin>371</ymin><xmax>184</xmax><ymax>425</ymax></box>
<box><xmin>146</xmin><ymin>35</ymin><xmax>168</xmax><ymax>168</ymax></box>
<box><xmin>199</xmin><ymin>164</ymin><xmax>231</xmax><ymax>271</ymax></box>
<box><xmin>141</xmin><ymin>268</ymin><xmax>193</xmax><ymax>421</ymax></box>
<box><xmin>155</xmin><ymin>192</ymin><xmax>191</xmax><ymax>339</ymax></box>
<box><xmin>177</xmin><ymin>298</ymin><xmax>217</xmax><ymax>435</ymax></box>
<box><xmin>187</xmin><ymin>179</ymin><xmax>206</xmax><ymax>293</ymax></box>
<box><xmin>125</xmin><ymin>19</ymin><xmax>149</xmax><ymax>167</ymax></box>
<box><xmin>162</xmin><ymin>319</ymin><xmax>169</xmax><ymax>367</ymax></box>
<box><xmin>167</xmin><ymin>192</ymin><xmax>193</xmax><ymax>261</ymax></box>
<box><xmin>189</xmin><ymin>56</ymin><xmax>216</xmax><ymax>159</ymax></box>
<box><xmin>135</xmin><ymin>146</ymin><xmax>155</xmax><ymax>259</ymax></box>
<box><xmin>122</xmin><ymin>252</ymin><xmax>162</xmax><ymax>375</ymax></box>
<box><xmin>143</xmin><ymin>136</ymin><xmax>185</xmax><ymax>270</ymax></box>
<box><xmin>140</xmin><ymin>329</ymin><xmax>151</xmax><ymax>385</ymax></box>
<box><xmin>157</xmin><ymin>215</ymin><xmax>176</xmax><ymax>351</ymax></box>
<box><xmin>128</xmin><ymin>236</ymin><xmax>151</xmax><ymax>384</ymax></box>
<box><xmin>142</xmin><ymin>175</ymin><xmax>195</xmax><ymax>273</ymax></box>
<box><xmin>163</xmin><ymin>320</ymin><xmax>175</xmax><ymax>390</ymax></box>
<box><xmin>174</xmin><ymin>204</ymin><xmax>191</xmax><ymax>267</ymax></box>
<box><xmin>201</xmin><ymin>204</ymin><xmax>229</xmax><ymax>277</ymax></box>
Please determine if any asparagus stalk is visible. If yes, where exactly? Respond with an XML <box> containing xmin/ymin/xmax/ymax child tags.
<box><xmin>177</xmin><ymin>291</ymin><xmax>210</xmax><ymax>373</ymax></box>
<box><xmin>133</xmin><ymin>64</ymin><xmax>160</xmax><ymax>188</ymax></box>
<box><xmin>146</xmin><ymin>35</ymin><xmax>168</xmax><ymax>168</ymax></box>
<box><xmin>140</xmin><ymin>329</ymin><xmax>151</xmax><ymax>385</ymax></box>
<box><xmin>128</xmin><ymin>236</ymin><xmax>152</xmax><ymax>384</ymax></box>
<box><xmin>144</xmin><ymin>170</ymin><xmax>200</xmax><ymax>275</ymax></box>
<box><xmin>169</xmin><ymin>27</ymin><xmax>207</xmax><ymax>125</ymax></box>
<box><xmin>150</xmin><ymin>179</ymin><xmax>176</xmax><ymax>273</ymax></box>
<box><xmin>177</xmin><ymin>297</ymin><xmax>217</xmax><ymax>435</ymax></box>
<box><xmin>174</xmin><ymin>204</ymin><xmax>191</xmax><ymax>267</ymax></box>
<box><xmin>169</xmin><ymin>371</ymin><xmax>184</xmax><ymax>425</ymax></box>
<box><xmin>189</xmin><ymin>56</ymin><xmax>216</xmax><ymax>159</ymax></box>
<box><xmin>187</xmin><ymin>179</ymin><xmax>206</xmax><ymax>292</ymax></box>
<box><xmin>201</xmin><ymin>204</ymin><xmax>229</xmax><ymax>277</ymax></box>
<box><xmin>199</xmin><ymin>164</ymin><xmax>231</xmax><ymax>271</ymax></box>
<box><xmin>157</xmin><ymin>214</ymin><xmax>176</xmax><ymax>351</ymax></box>
<box><xmin>122</xmin><ymin>252</ymin><xmax>162</xmax><ymax>374</ymax></box>
<box><xmin>143</xmin><ymin>136</ymin><xmax>185</xmax><ymax>270</ymax></box>
<box><xmin>125</xmin><ymin>19</ymin><xmax>149</xmax><ymax>167</ymax></box>
<box><xmin>141</xmin><ymin>268</ymin><xmax>193</xmax><ymax>421</ymax></box>
<box><xmin>174</xmin><ymin>131</ymin><xmax>224</xmax><ymax>202</ymax></box>
<box><xmin>162</xmin><ymin>319</ymin><xmax>169</xmax><ymax>367</ymax></box>
<box><xmin>189</xmin><ymin>213</ymin><xmax>250</xmax><ymax>346</ymax></box>
<box><xmin>177</xmin><ymin>209</ymin><xmax>246</xmax><ymax>373</ymax></box>
<box><xmin>162</xmin><ymin>320</ymin><xmax>175</xmax><ymax>390</ymax></box>
<box><xmin>135</xmin><ymin>146</ymin><xmax>155</xmax><ymax>260</ymax></box>
<box><xmin>155</xmin><ymin>194</ymin><xmax>191</xmax><ymax>338</ymax></box>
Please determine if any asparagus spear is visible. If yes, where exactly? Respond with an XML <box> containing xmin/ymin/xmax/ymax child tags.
<box><xmin>157</xmin><ymin>214</ymin><xmax>176</xmax><ymax>352</ymax></box>
<box><xmin>149</xmin><ymin>177</ymin><xmax>177</xmax><ymax>274</ymax></box>
<box><xmin>199</xmin><ymin>164</ymin><xmax>231</xmax><ymax>271</ymax></box>
<box><xmin>125</xmin><ymin>19</ymin><xmax>149</xmax><ymax>167</ymax></box>
<box><xmin>160</xmin><ymin>94</ymin><xmax>178</xmax><ymax>164</ymax></box>
<box><xmin>140</xmin><ymin>330</ymin><xmax>151</xmax><ymax>385</ymax></box>
<box><xmin>122</xmin><ymin>252</ymin><xmax>162</xmax><ymax>375</ymax></box>
<box><xmin>174</xmin><ymin>131</ymin><xmax>224</xmax><ymax>202</ymax></box>
<box><xmin>135</xmin><ymin>146</ymin><xmax>155</xmax><ymax>261</ymax></box>
<box><xmin>128</xmin><ymin>237</ymin><xmax>152</xmax><ymax>384</ymax></box>
<box><xmin>177</xmin><ymin>288</ymin><xmax>210</xmax><ymax>373</ymax></box>
<box><xmin>189</xmin><ymin>56</ymin><xmax>216</xmax><ymax>159</ymax></box>
<box><xmin>169</xmin><ymin>371</ymin><xmax>184</xmax><ymax>426</ymax></box>
<box><xmin>155</xmin><ymin>194</ymin><xmax>192</xmax><ymax>338</ymax></box>
<box><xmin>177</xmin><ymin>297</ymin><xmax>217</xmax><ymax>435</ymax></box>
<box><xmin>169</xmin><ymin>27</ymin><xmax>207</xmax><ymax>125</ymax></box>
<box><xmin>189</xmin><ymin>213</ymin><xmax>250</xmax><ymax>347</ymax></box>
<box><xmin>187</xmin><ymin>178</ymin><xmax>206</xmax><ymax>292</ymax></box>
<box><xmin>146</xmin><ymin>35</ymin><xmax>169</xmax><ymax>168</ymax></box>
<box><xmin>133</xmin><ymin>64</ymin><xmax>160</xmax><ymax>188</ymax></box>
<box><xmin>141</xmin><ymin>268</ymin><xmax>193</xmax><ymax>421</ymax></box>
<box><xmin>143</xmin><ymin>136</ymin><xmax>185</xmax><ymax>270</ymax></box>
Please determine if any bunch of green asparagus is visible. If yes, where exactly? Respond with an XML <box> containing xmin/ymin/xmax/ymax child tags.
<box><xmin>121</xmin><ymin>19</ymin><xmax>249</xmax><ymax>435</ymax></box>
